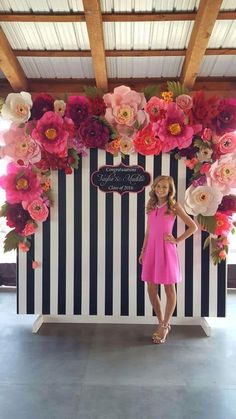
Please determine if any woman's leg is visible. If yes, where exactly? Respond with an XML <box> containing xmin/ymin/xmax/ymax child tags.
<box><xmin>147</xmin><ymin>282</ymin><xmax>163</xmax><ymax>324</ymax></box>
<box><xmin>163</xmin><ymin>284</ymin><xmax>177</xmax><ymax>325</ymax></box>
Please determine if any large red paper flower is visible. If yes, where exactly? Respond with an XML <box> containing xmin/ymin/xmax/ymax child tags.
<box><xmin>78</xmin><ymin>116</ymin><xmax>110</xmax><ymax>149</ymax></box>
<box><xmin>31</xmin><ymin>93</ymin><xmax>54</xmax><ymax>120</ymax></box>
<box><xmin>32</xmin><ymin>111</ymin><xmax>68</xmax><ymax>157</ymax></box>
<box><xmin>0</xmin><ymin>163</ymin><xmax>42</xmax><ymax>204</ymax></box>
<box><xmin>190</xmin><ymin>91</ymin><xmax>219</xmax><ymax>128</ymax></box>
<box><xmin>65</xmin><ymin>95</ymin><xmax>92</xmax><ymax>128</ymax></box>
<box><xmin>154</xmin><ymin>103</ymin><xmax>194</xmax><ymax>152</ymax></box>
<box><xmin>133</xmin><ymin>124</ymin><xmax>162</xmax><ymax>155</ymax></box>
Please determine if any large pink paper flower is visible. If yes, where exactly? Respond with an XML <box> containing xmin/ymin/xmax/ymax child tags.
<box><xmin>207</xmin><ymin>153</ymin><xmax>236</xmax><ymax>195</ymax></box>
<box><xmin>103</xmin><ymin>85</ymin><xmax>148</xmax><ymax>137</ymax></box>
<box><xmin>0</xmin><ymin>123</ymin><xmax>41</xmax><ymax>165</ymax></box>
<box><xmin>65</xmin><ymin>95</ymin><xmax>92</xmax><ymax>128</ymax></box>
<box><xmin>32</xmin><ymin>111</ymin><xmax>68</xmax><ymax>157</ymax></box>
<box><xmin>27</xmin><ymin>198</ymin><xmax>49</xmax><ymax>222</ymax></box>
<box><xmin>133</xmin><ymin>124</ymin><xmax>162</xmax><ymax>155</ymax></box>
<box><xmin>0</xmin><ymin>163</ymin><xmax>42</xmax><ymax>204</ymax></box>
<box><xmin>1</xmin><ymin>92</ymin><xmax>32</xmax><ymax>123</ymax></box>
<box><xmin>154</xmin><ymin>102</ymin><xmax>194</xmax><ymax>152</ymax></box>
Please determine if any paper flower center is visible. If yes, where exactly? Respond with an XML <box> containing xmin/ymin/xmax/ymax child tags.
<box><xmin>16</xmin><ymin>104</ymin><xmax>28</xmax><ymax>116</ymax></box>
<box><xmin>45</xmin><ymin>128</ymin><xmax>57</xmax><ymax>140</ymax></box>
<box><xmin>16</xmin><ymin>177</ymin><xmax>29</xmax><ymax>190</ymax></box>
<box><xmin>168</xmin><ymin>123</ymin><xmax>181</xmax><ymax>135</ymax></box>
<box><xmin>116</xmin><ymin>105</ymin><xmax>134</xmax><ymax>124</ymax></box>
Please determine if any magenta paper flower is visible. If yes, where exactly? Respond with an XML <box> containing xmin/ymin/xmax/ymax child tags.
<box><xmin>0</xmin><ymin>163</ymin><xmax>42</xmax><ymax>204</ymax></box>
<box><xmin>154</xmin><ymin>102</ymin><xmax>194</xmax><ymax>152</ymax></box>
<box><xmin>65</xmin><ymin>95</ymin><xmax>92</xmax><ymax>128</ymax></box>
<box><xmin>144</xmin><ymin>97</ymin><xmax>168</xmax><ymax>122</ymax></box>
<box><xmin>32</xmin><ymin>111</ymin><xmax>68</xmax><ymax>157</ymax></box>
<box><xmin>27</xmin><ymin>198</ymin><xmax>49</xmax><ymax>222</ymax></box>
<box><xmin>78</xmin><ymin>116</ymin><xmax>110</xmax><ymax>149</ymax></box>
<box><xmin>31</xmin><ymin>93</ymin><xmax>54</xmax><ymax>120</ymax></box>
<box><xmin>0</xmin><ymin>123</ymin><xmax>41</xmax><ymax>165</ymax></box>
<box><xmin>6</xmin><ymin>203</ymin><xmax>31</xmax><ymax>233</ymax></box>
<box><xmin>213</xmin><ymin>98</ymin><xmax>236</xmax><ymax>135</ymax></box>
<box><xmin>218</xmin><ymin>195</ymin><xmax>236</xmax><ymax>215</ymax></box>
<box><xmin>207</xmin><ymin>153</ymin><xmax>236</xmax><ymax>195</ymax></box>
<box><xmin>103</xmin><ymin>85</ymin><xmax>148</xmax><ymax>137</ymax></box>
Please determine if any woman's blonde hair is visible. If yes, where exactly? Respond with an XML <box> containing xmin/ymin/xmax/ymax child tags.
<box><xmin>146</xmin><ymin>175</ymin><xmax>176</xmax><ymax>214</ymax></box>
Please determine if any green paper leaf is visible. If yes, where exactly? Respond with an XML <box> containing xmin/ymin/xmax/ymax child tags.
<box><xmin>83</xmin><ymin>85</ymin><xmax>104</xmax><ymax>98</ymax></box>
<box><xmin>167</xmin><ymin>81</ymin><xmax>189</xmax><ymax>97</ymax></box>
<box><xmin>18</xmin><ymin>123</ymin><xmax>25</xmax><ymax>128</ymax></box>
<box><xmin>197</xmin><ymin>214</ymin><xmax>216</xmax><ymax>234</ymax></box>
<box><xmin>3</xmin><ymin>230</ymin><xmax>22</xmax><ymax>253</ymax></box>
<box><xmin>203</xmin><ymin>236</ymin><xmax>210</xmax><ymax>249</ymax></box>
<box><xmin>0</xmin><ymin>202</ymin><xmax>8</xmax><ymax>217</ymax></box>
<box><xmin>143</xmin><ymin>85</ymin><xmax>160</xmax><ymax>101</ymax></box>
<box><xmin>68</xmin><ymin>148</ymin><xmax>80</xmax><ymax>170</ymax></box>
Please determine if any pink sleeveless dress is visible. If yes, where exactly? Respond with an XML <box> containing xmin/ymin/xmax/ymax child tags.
<box><xmin>141</xmin><ymin>203</ymin><xmax>181</xmax><ymax>285</ymax></box>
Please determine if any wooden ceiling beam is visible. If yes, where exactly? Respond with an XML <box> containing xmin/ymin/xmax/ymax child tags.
<box><xmin>13</xmin><ymin>48</ymin><xmax>236</xmax><ymax>58</ymax></box>
<box><xmin>0</xmin><ymin>77</ymin><xmax>235</xmax><ymax>96</ymax></box>
<box><xmin>180</xmin><ymin>0</ymin><xmax>223</xmax><ymax>89</ymax></box>
<box><xmin>0</xmin><ymin>27</ymin><xmax>28</xmax><ymax>91</ymax></box>
<box><xmin>0</xmin><ymin>10</ymin><xmax>235</xmax><ymax>22</ymax></box>
<box><xmin>82</xmin><ymin>0</ymin><xmax>108</xmax><ymax>90</ymax></box>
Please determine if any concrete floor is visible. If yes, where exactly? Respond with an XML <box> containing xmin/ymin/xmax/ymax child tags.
<box><xmin>0</xmin><ymin>289</ymin><xmax>236</xmax><ymax>419</ymax></box>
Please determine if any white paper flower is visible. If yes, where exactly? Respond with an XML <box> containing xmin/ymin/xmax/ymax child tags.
<box><xmin>197</xmin><ymin>146</ymin><xmax>213</xmax><ymax>162</ymax></box>
<box><xmin>184</xmin><ymin>184</ymin><xmax>223</xmax><ymax>216</ymax></box>
<box><xmin>1</xmin><ymin>92</ymin><xmax>32</xmax><ymax>123</ymax></box>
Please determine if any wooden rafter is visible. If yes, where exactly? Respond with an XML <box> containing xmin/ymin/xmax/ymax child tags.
<box><xmin>82</xmin><ymin>0</ymin><xmax>108</xmax><ymax>90</ymax></box>
<box><xmin>13</xmin><ymin>48</ymin><xmax>236</xmax><ymax>58</ymax></box>
<box><xmin>180</xmin><ymin>0</ymin><xmax>223</xmax><ymax>89</ymax></box>
<box><xmin>0</xmin><ymin>10</ymin><xmax>236</xmax><ymax>22</ymax></box>
<box><xmin>0</xmin><ymin>27</ymin><xmax>28</xmax><ymax>91</ymax></box>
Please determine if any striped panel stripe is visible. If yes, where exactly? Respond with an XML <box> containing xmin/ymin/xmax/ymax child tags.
<box><xmin>17</xmin><ymin>150</ymin><xmax>226</xmax><ymax>319</ymax></box>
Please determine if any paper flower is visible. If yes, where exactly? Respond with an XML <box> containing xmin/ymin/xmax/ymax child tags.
<box><xmin>89</xmin><ymin>96</ymin><xmax>106</xmax><ymax>116</ymax></box>
<box><xmin>32</xmin><ymin>111</ymin><xmax>68</xmax><ymax>157</ymax></box>
<box><xmin>154</xmin><ymin>102</ymin><xmax>194</xmax><ymax>152</ymax></box>
<box><xmin>54</xmin><ymin>99</ymin><xmax>66</xmax><ymax>117</ymax></box>
<box><xmin>65</xmin><ymin>95</ymin><xmax>92</xmax><ymax>128</ymax></box>
<box><xmin>32</xmin><ymin>260</ymin><xmax>41</xmax><ymax>269</ymax></box>
<box><xmin>133</xmin><ymin>124</ymin><xmax>162</xmax><ymax>155</ymax></box>
<box><xmin>105</xmin><ymin>139</ymin><xmax>121</xmax><ymax>155</ymax></box>
<box><xmin>184</xmin><ymin>184</ymin><xmax>223</xmax><ymax>216</ymax></box>
<box><xmin>27</xmin><ymin>198</ymin><xmax>49</xmax><ymax>222</ymax></box>
<box><xmin>5</xmin><ymin>203</ymin><xmax>31</xmax><ymax>233</ymax></box>
<box><xmin>207</xmin><ymin>153</ymin><xmax>236</xmax><ymax>195</ymax></box>
<box><xmin>0</xmin><ymin>163</ymin><xmax>42</xmax><ymax>204</ymax></box>
<box><xmin>1</xmin><ymin>92</ymin><xmax>32</xmax><ymax>123</ymax></box>
<box><xmin>214</xmin><ymin>212</ymin><xmax>232</xmax><ymax>236</ymax></box>
<box><xmin>217</xmin><ymin>194</ymin><xmax>236</xmax><ymax>215</ymax></box>
<box><xmin>18</xmin><ymin>242</ymin><xmax>30</xmax><ymax>252</ymax></box>
<box><xmin>31</xmin><ymin>93</ymin><xmax>54</xmax><ymax>120</ymax></box>
<box><xmin>176</xmin><ymin>94</ymin><xmax>193</xmax><ymax>111</ymax></box>
<box><xmin>22</xmin><ymin>220</ymin><xmax>38</xmax><ymax>236</ymax></box>
<box><xmin>190</xmin><ymin>91</ymin><xmax>219</xmax><ymax>127</ymax></box>
<box><xmin>144</xmin><ymin>97</ymin><xmax>167</xmax><ymax>122</ymax></box>
<box><xmin>196</xmin><ymin>146</ymin><xmax>213</xmax><ymax>162</ymax></box>
<box><xmin>0</xmin><ymin>123</ymin><xmax>41</xmax><ymax>165</ymax></box>
<box><xmin>213</xmin><ymin>98</ymin><xmax>236</xmax><ymax>135</ymax></box>
<box><xmin>103</xmin><ymin>85</ymin><xmax>148</xmax><ymax>137</ymax></box>
<box><xmin>214</xmin><ymin>132</ymin><xmax>236</xmax><ymax>155</ymax></box>
<box><xmin>120</xmin><ymin>137</ymin><xmax>134</xmax><ymax>155</ymax></box>
<box><xmin>78</xmin><ymin>116</ymin><xmax>111</xmax><ymax>149</ymax></box>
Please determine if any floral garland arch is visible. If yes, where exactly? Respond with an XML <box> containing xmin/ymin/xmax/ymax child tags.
<box><xmin>0</xmin><ymin>82</ymin><xmax>236</xmax><ymax>267</ymax></box>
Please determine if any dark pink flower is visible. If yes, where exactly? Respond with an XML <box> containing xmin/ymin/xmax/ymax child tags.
<box><xmin>32</xmin><ymin>111</ymin><xmax>68</xmax><ymax>157</ymax></box>
<box><xmin>190</xmin><ymin>91</ymin><xmax>219</xmax><ymax>128</ymax></box>
<box><xmin>154</xmin><ymin>102</ymin><xmax>194</xmax><ymax>152</ymax></box>
<box><xmin>218</xmin><ymin>195</ymin><xmax>236</xmax><ymax>215</ymax></box>
<box><xmin>5</xmin><ymin>203</ymin><xmax>31</xmax><ymax>233</ymax></box>
<box><xmin>65</xmin><ymin>95</ymin><xmax>92</xmax><ymax>128</ymax></box>
<box><xmin>89</xmin><ymin>96</ymin><xmax>106</xmax><ymax>116</ymax></box>
<box><xmin>78</xmin><ymin>116</ymin><xmax>110</xmax><ymax>149</ymax></box>
<box><xmin>31</xmin><ymin>93</ymin><xmax>54</xmax><ymax>120</ymax></box>
<box><xmin>0</xmin><ymin>163</ymin><xmax>42</xmax><ymax>204</ymax></box>
<box><xmin>213</xmin><ymin>98</ymin><xmax>236</xmax><ymax>135</ymax></box>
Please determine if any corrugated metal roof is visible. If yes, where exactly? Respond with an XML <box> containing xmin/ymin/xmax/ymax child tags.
<box><xmin>106</xmin><ymin>56</ymin><xmax>184</xmax><ymax>78</ymax></box>
<box><xmin>0</xmin><ymin>22</ymin><xmax>90</xmax><ymax>50</ymax></box>
<box><xmin>199</xmin><ymin>55</ymin><xmax>236</xmax><ymax>76</ymax></box>
<box><xmin>103</xmin><ymin>21</ymin><xmax>194</xmax><ymax>49</ymax></box>
<box><xmin>17</xmin><ymin>57</ymin><xmax>94</xmax><ymax>78</ymax></box>
<box><xmin>101</xmin><ymin>0</ymin><xmax>200</xmax><ymax>12</ymax></box>
<box><xmin>208</xmin><ymin>20</ymin><xmax>236</xmax><ymax>48</ymax></box>
<box><xmin>0</xmin><ymin>0</ymin><xmax>84</xmax><ymax>12</ymax></box>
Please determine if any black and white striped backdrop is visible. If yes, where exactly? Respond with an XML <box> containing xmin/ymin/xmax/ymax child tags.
<box><xmin>17</xmin><ymin>149</ymin><xmax>226</xmax><ymax>319</ymax></box>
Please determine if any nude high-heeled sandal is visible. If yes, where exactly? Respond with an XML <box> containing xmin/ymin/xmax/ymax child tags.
<box><xmin>152</xmin><ymin>323</ymin><xmax>171</xmax><ymax>344</ymax></box>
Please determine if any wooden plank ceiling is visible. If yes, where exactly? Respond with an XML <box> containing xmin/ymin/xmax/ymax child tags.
<box><xmin>0</xmin><ymin>0</ymin><xmax>236</xmax><ymax>95</ymax></box>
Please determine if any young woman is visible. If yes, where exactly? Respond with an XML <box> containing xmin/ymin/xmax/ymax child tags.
<box><xmin>139</xmin><ymin>175</ymin><xmax>198</xmax><ymax>344</ymax></box>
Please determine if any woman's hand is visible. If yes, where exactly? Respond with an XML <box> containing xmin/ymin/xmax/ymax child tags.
<box><xmin>164</xmin><ymin>234</ymin><xmax>178</xmax><ymax>244</ymax></box>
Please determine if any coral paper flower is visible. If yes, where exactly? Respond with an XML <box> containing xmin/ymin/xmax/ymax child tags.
<box><xmin>184</xmin><ymin>184</ymin><xmax>223</xmax><ymax>216</ymax></box>
<box><xmin>65</xmin><ymin>95</ymin><xmax>92</xmax><ymax>128</ymax></box>
<box><xmin>1</xmin><ymin>92</ymin><xmax>32</xmax><ymax>123</ymax></box>
<box><xmin>133</xmin><ymin>124</ymin><xmax>162</xmax><ymax>155</ymax></box>
<box><xmin>18</xmin><ymin>242</ymin><xmax>30</xmax><ymax>252</ymax></box>
<box><xmin>207</xmin><ymin>153</ymin><xmax>236</xmax><ymax>195</ymax></box>
<box><xmin>27</xmin><ymin>198</ymin><xmax>49</xmax><ymax>222</ymax></box>
<box><xmin>32</xmin><ymin>260</ymin><xmax>41</xmax><ymax>269</ymax></box>
<box><xmin>105</xmin><ymin>139</ymin><xmax>121</xmax><ymax>155</ymax></box>
<box><xmin>0</xmin><ymin>163</ymin><xmax>42</xmax><ymax>204</ymax></box>
<box><xmin>144</xmin><ymin>97</ymin><xmax>167</xmax><ymax>122</ymax></box>
<box><xmin>0</xmin><ymin>123</ymin><xmax>41</xmax><ymax>165</ymax></box>
<box><xmin>214</xmin><ymin>212</ymin><xmax>232</xmax><ymax>236</ymax></box>
<box><xmin>32</xmin><ymin>111</ymin><xmax>68</xmax><ymax>157</ymax></box>
<box><xmin>22</xmin><ymin>220</ymin><xmax>38</xmax><ymax>236</ymax></box>
<box><xmin>154</xmin><ymin>102</ymin><xmax>194</xmax><ymax>152</ymax></box>
<box><xmin>215</xmin><ymin>132</ymin><xmax>236</xmax><ymax>155</ymax></box>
